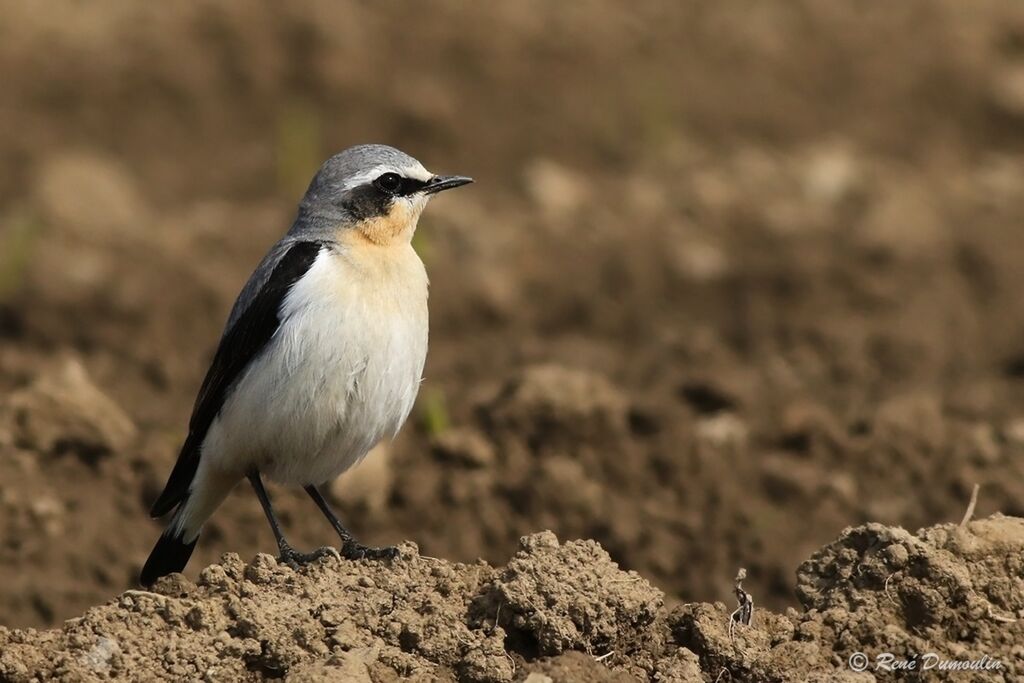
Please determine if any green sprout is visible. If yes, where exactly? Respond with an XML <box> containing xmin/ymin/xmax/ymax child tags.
<box><xmin>0</xmin><ymin>210</ymin><xmax>41</xmax><ymax>301</ymax></box>
<box><xmin>411</xmin><ymin>228</ymin><xmax>433</xmax><ymax>266</ymax></box>
<box><xmin>275</xmin><ymin>101</ymin><xmax>324</xmax><ymax>199</ymax></box>
<box><xmin>418</xmin><ymin>387</ymin><xmax>450</xmax><ymax>436</ymax></box>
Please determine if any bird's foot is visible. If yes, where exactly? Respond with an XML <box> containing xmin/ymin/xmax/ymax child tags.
<box><xmin>277</xmin><ymin>544</ymin><xmax>338</xmax><ymax>570</ymax></box>
<box><xmin>340</xmin><ymin>540</ymin><xmax>399</xmax><ymax>561</ymax></box>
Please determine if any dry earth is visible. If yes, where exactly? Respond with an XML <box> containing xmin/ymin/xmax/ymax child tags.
<box><xmin>2</xmin><ymin>516</ymin><xmax>1022</xmax><ymax>681</ymax></box>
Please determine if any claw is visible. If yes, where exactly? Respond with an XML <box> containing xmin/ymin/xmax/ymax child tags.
<box><xmin>277</xmin><ymin>544</ymin><xmax>337</xmax><ymax>569</ymax></box>
<box><xmin>341</xmin><ymin>542</ymin><xmax>399</xmax><ymax>561</ymax></box>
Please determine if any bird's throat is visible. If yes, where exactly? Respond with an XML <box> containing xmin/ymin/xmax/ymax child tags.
<box><xmin>347</xmin><ymin>200</ymin><xmax>424</xmax><ymax>247</ymax></box>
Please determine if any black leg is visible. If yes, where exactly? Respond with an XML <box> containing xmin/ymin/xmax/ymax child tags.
<box><xmin>304</xmin><ymin>484</ymin><xmax>398</xmax><ymax>561</ymax></box>
<box><xmin>248</xmin><ymin>470</ymin><xmax>333</xmax><ymax>568</ymax></box>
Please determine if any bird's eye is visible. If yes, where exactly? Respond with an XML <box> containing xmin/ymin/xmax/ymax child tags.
<box><xmin>374</xmin><ymin>172</ymin><xmax>403</xmax><ymax>195</ymax></box>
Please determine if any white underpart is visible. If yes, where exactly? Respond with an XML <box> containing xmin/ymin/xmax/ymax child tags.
<box><xmin>173</xmin><ymin>244</ymin><xmax>429</xmax><ymax>541</ymax></box>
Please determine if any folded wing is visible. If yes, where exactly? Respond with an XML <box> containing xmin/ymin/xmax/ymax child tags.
<box><xmin>149</xmin><ymin>240</ymin><xmax>325</xmax><ymax>517</ymax></box>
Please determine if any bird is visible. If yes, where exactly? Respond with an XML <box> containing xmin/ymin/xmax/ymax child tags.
<box><xmin>140</xmin><ymin>144</ymin><xmax>472</xmax><ymax>586</ymax></box>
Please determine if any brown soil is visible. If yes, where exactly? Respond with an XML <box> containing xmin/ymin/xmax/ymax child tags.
<box><xmin>3</xmin><ymin>0</ymin><xmax>1024</xmax><ymax>680</ymax></box>
<box><xmin>2</xmin><ymin>516</ymin><xmax>1021</xmax><ymax>681</ymax></box>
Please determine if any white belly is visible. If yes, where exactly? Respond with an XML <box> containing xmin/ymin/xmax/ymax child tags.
<box><xmin>201</xmin><ymin>243</ymin><xmax>428</xmax><ymax>486</ymax></box>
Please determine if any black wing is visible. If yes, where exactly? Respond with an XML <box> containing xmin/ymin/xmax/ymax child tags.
<box><xmin>149</xmin><ymin>240</ymin><xmax>324</xmax><ymax>517</ymax></box>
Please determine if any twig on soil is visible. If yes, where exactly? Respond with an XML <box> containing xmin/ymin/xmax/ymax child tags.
<box><xmin>728</xmin><ymin>568</ymin><xmax>753</xmax><ymax>640</ymax></box>
<box><xmin>594</xmin><ymin>651</ymin><xmax>615</xmax><ymax>663</ymax></box>
<box><xmin>121</xmin><ymin>590</ymin><xmax>170</xmax><ymax>603</ymax></box>
<box><xmin>489</xmin><ymin>601</ymin><xmax>516</xmax><ymax>675</ymax></box>
<box><xmin>959</xmin><ymin>483</ymin><xmax>980</xmax><ymax>527</ymax></box>
<box><xmin>492</xmin><ymin>602</ymin><xmax>503</xmax><ymax>634</ymax></box>
<box><xmin>714</xmin><ymin>668</ymin><xmax>732</xmax><ymax>682</ymax></box>
<box><xmin>503</xmin><ymin>649</ymin><xmax>517</xmax><ymax>675</ymax></box>
<box><xmin>987</xmin><ymin>605</ymin><xmax>1018</xmax><ymax>623</ymax></box>
<box><xmin>883</xmin><ymin>572</ymin><xmax>900</xmax><ymax>605</ymax></box>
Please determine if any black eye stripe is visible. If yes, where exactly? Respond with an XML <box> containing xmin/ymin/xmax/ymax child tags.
<box><xmin>373</xmin><ymin>173</ymin><xmax>428</xmax><ymax>197</ymax></box>
<box><xmin>396</xmin><ymin>177</ymin><xmax>427</xmax><ymax>195</ymax></box>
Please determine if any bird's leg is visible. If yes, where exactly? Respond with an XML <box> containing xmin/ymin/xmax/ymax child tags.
<box><xmin>247</xmin><ymin>470</ymin><xmax>333</xmax><ymax>568</ymax></box>
<box><xmin>304</xmin><ymin>484</ymin><xmax>399</xmax><ymax>561</ymax></box>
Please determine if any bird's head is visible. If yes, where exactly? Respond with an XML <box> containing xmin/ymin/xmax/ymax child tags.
<box><xmin>296</xmin><ymin>144</ymin><xmax>472</xmax><ymax>246</ymax></box>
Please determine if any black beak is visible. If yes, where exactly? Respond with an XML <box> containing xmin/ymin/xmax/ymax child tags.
<box><xmin>422</xmin><ymin>175</ymin><xmax>474</xmax><ymax>195</ymax></box>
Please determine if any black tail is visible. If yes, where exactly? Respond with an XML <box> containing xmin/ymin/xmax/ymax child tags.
<box><xmin>149</xmin><ymin>435</ymin><xmax>201</xmax><ymax>518</ymax></box>
<box><xmin>140</xmin><ymin>525</ymin><xmax>197</xmax><ymax>587</ymax></box>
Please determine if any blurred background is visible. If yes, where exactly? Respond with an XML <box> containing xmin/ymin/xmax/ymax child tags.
<box><xmin>3</xmin><ymin>0</ymin><xmax>1024</xmax><ymax>629</ymax></box>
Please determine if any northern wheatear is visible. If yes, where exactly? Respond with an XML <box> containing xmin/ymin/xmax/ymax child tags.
<box><xmin>140</xmin><ymin>144</ymin><xmax>472</xmax><ymax>586</ymax></box>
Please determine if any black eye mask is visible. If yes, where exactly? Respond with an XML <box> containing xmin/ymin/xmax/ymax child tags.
<box><xmin>374</xmin><ymin>172</ymin><xmax>428</xmax><ymax>197</ymax></box>
<box><xmin>341</xmin><ymin>177</ymin><xmax>424</xmax><ymax>220</ymax></box>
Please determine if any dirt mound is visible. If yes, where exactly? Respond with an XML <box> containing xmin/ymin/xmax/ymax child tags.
<box><xmin>1</xmin><ymin>516</ymin><xmax>1019</xmax><ymax>681</ymax></box>
<box><xmin>674</xmin><ymin>514</ymin><xmax>1024</xmax><ymax>682</ymax></box>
